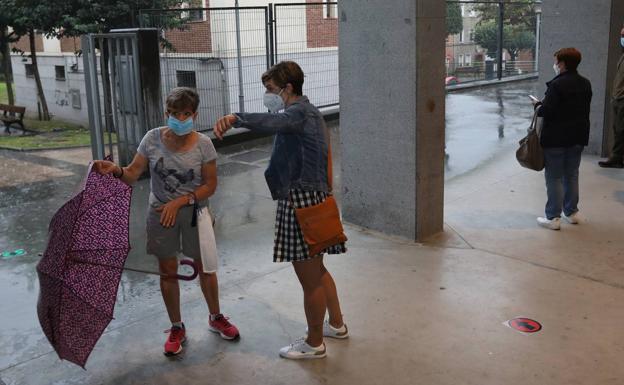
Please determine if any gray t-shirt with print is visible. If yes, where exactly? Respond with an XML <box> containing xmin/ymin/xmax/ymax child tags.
<box><xmin>137</xmin><ymin>127</ymin><xmax>217</xmax><ymax>207</ymax></box>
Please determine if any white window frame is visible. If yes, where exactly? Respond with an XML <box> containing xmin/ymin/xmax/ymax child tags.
<box><xmin>323</xmin><ymin>1</ymin><xmax>338</xmax><ymax>19</ymax></box>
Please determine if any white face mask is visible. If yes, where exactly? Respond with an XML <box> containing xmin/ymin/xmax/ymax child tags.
<box><xmin>620</xmin><ymin>37</ymin><xmax>624</xmax><ymax>48</ymax></box>
<box><xmin>553</xmin><ymin>62</ymin><xmax>560</xmax><ymax>75</ymax></box>
<box><xmin>263</xmin><ymin>89</ymin><xmax>285</xmax><ymax>112</ymax></box>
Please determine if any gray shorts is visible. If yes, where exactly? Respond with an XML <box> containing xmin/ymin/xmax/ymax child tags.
<box><xmin>146</xmin><ymin>205</ymin><xmax>200</xmax><ymax>260</ymax></box>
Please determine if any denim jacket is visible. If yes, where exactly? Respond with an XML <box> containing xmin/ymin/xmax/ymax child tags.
<box><xmin>233</xmin><ymin>96</ymin><xmax>329</xmax><ymax>200</ymax></box>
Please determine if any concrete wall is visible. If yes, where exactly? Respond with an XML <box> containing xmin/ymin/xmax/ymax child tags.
<box><xmin>11</xmin><ymin>49</ymin><xmax>338</xmax><ymax>128</ymax></box>
<box><xmin>538</xmin><ymin>0</ymin><xmax>624</xmax><ymax>156</ymax></box>
<box><xmin>10</xmin><ymin>54</ymin><xmax>91</xmax><ymax>126</ymax></box>
<box><xmin>339</xmin><ymin>0</ymin><xmax>446</xmax><ymax>241</ymax></box>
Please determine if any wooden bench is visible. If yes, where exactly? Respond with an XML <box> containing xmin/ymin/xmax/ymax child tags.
<box><xmin>0</xmin><ymin>104</ymin><xmax>26</xmax><ymax>134</ymax></box>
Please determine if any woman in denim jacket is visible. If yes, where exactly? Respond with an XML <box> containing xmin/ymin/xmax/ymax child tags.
<box><xmin>214</xmin><ymin>61</ymin><xmax>348</xmax><ymax>359</ymax></box>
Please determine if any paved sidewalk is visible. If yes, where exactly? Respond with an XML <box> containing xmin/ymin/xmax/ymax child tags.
<box><xmin>1</xmin><ymin>138</ymin><xmax>623</xmax><ymax>384</ymax></box>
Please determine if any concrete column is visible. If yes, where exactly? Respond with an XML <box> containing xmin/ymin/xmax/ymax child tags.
<box><xmin>338</xmin><ymin>1</ymin><xmax>446</xmax><ymax>241</ymax></box>
<box><xmin>538</xmin><ymin>0</ymin><xmax>624</xmax><ymax>155</ymax></box>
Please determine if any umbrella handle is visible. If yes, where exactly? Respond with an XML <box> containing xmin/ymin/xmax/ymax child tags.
<box><xmin>174</xmin><ymin>258</ymin><xmax>199</xmax><ymax>281</ymax></box>
<box><xmin>70</xmin><ymin>257</ymin><xmax>199</xmax><ymax>281</ymax></box>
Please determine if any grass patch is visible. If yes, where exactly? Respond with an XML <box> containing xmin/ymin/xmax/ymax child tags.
<box><xmin>0</xmin><ymin>85</ymin><xmax>117</xmax><ymax>150</ymax></box>
<box><xmin>0</xmin><ymin>82</ymin><xmax>9</xmax><ymax>104</ymax></box>
<box><xmin>0</xmin><ymin>118</ymin><xmax>117</xmax><ymax>150</ymax></box>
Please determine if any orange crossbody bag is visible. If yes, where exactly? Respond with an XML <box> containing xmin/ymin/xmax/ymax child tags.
<box><xmin>292</xmin><ymin>136</ymin><xmax>348</xmax><ymax>257</ymax></box>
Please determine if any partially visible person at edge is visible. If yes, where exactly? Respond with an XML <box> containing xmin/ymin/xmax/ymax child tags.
<box><xmin>214</xmin><ymin>61</ymin><xmax>348</xmax><ymax>360</ymax></box>
<box><xmin>93</xmin><ymin>87</ymin><xmax>239</xmax><ymax>357</ymax></box>
<box><xmin>533</xmin><ymin>48</ymin><xmax>593</xmax><ymax>230</ymax></box>
<box><xmin>598</xmin><ymin>26</ymin><xmax>624</xmax><ymax>168</ymax></box>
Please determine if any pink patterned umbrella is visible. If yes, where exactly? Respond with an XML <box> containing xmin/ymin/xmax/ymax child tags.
<box><xmin>36</xmin><ymin>165</ymin><xmax>133</xmax><ymax>368</ymax></box>
<box><xmin>36</xmin><ymin>164</ymin><xmax>198</xmax><ymax>368</ymax></box>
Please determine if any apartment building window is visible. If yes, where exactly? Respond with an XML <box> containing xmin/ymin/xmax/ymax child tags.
<box><xmin>459</xmin><ymin>30</ymin><xmax>464</xmax><ymax>43</ymax></box>
<box><xmin>465</xmin><ymin>54</ymin><xmax>472</xmax><ymax>66</ymax></box>
<box><xmin>469</xmin><ymin>29</ymin><xmax>475</xmax><ymax>42</ymax></box>
<box><xmin>323</xmin><ymin>0</ymin><xmax>338</xmax><ymax>19</ymax></box>
<box><xmin>181</xmin><ymin>1</ymin><xmax>203</xmax><ymax>22</ymax></box>
<box><xmin>25</xmin><ymin>64</ymin><xmax>34</xmax><ymax>78</ymax></box>
<box><xmin>55</xmin><ymin>65</ymin><xmax>66</xmax><ymax>81</ymax></box>
<box><xmin>176</xmin><ymin>70</ymin><xmax>197</xmax><ymax>89</ymax></box>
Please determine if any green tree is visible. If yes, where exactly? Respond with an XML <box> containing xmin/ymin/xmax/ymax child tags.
<box><xmin>473</xmin><ymin>2</ymin><xmax>537</xmax><ymax>70</ymax></box>
<box><xmin>446</xmin><ymin>2</ymin><xmax>463</xmax><ymax>37</ymax></box>
<box><xmin>474</xmin><ymin>21</ymin><xmax>535</xmax><ymax>61</ymax></box>
<box><xmin>0</xmin><ymin>0</ymin><xmax>72</xmax><ymax>120</ymax></box>
<box><xmin>57</xmin><ymin>0</ymin><xmax>183</xmax><ymax>134</ymax></box>
<box><xmin>473</xmin><ymin>2</ymin><xmax>537</xmax><ymax>31</ymax></box>
<box><xmin>58</xmin><ymin>0</ymin><xmax>183</xmax><ymax>36</ymax></box>
<box><xmin>0</xmin><ymin>24</ymin><xmax>18</xmax><ymax>105</ymax></box>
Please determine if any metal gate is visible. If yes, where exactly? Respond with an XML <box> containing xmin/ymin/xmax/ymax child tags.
<box><xmin>273</xmin><ymin>2</ymin><xmax>339</xmax><ymax>108</ymax></box>
<box><xmin>140</xmin><ymin>7</ymin><xmax>270</xmax><ymax>130</ymax></box>
<box><xmin>83</xmin><ymin>29</ymin><xmax>163</xmax><ymax>165</ymax></box>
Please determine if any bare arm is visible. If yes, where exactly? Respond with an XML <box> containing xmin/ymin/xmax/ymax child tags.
<box><xmin>92</xmin><ymin>153</ymin><xmax>148</xmax><ymax>185</ymax></box>
<box><xmin>195</xmin><ymin>160</ymin><xmax>217</xmax><ymax>201</ymax></box>
<box><xmin>154</xmin><ymin>160</ymin><xmax>217</xmax><ymax>228</ymax></box>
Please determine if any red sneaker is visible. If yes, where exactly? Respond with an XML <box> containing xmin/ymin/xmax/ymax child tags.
<box><xmin>164</xmin><ymin>324</ymin><xmax>186</xmax><ymax>356</ymax></box>
<box><xmin>209</xmin><ymin>314</ymin><xmax>240</xmax><ymax>340</ymax></box>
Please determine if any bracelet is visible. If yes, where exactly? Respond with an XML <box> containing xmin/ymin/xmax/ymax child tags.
<box><xmin>113</xmin><ymin>167</ymin><xmax>124</xmax><ymax>179</ymax></box>
<box><xmin>187</xmin><ymin>191</ymin><xmax>197</xmax><ymax>205</ymax></box>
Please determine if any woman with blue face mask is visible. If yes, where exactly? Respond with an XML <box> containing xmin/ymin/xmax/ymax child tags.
<box><xmin>93</xmin><ymin>87</ymin><xmax>240</xmax><ymax>357</ymax></box>
<box><xmin>214</xmin><ymin>61</ymin><xmax>349</xmax><ymax>360</ymax></box>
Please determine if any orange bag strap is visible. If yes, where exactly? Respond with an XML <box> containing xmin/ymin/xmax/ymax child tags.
<box><xmin>325</xmin><ymin>125</ymin><xmax>333</xmax><ymax>193</ymax></box>
<box><xmin>327</xmin><ymin>135</ymin><xmax>334</xmax><ymax>193</ymax></box>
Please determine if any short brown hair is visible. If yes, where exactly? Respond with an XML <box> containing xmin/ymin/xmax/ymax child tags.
<box><xmin>261</xmin><ymin>61</ymin><xmax>304</xmax><ymax>95</ymax></box>
<box><xmin>554</xmin><ymin>48</ymin><xmax>582</xmax><ymax>71</ymax></box>
<box><xmin>166</xmin><ymin>87</ymin><xmax>200</xmax><ymax>112</ymax></box>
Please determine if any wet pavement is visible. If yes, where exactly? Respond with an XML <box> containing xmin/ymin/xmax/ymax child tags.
<box><xmin>2</xmin><ymin>80</ymin><xmax>624</xmax><ymax>385</ymax></box>
<box><xmin>445</xmin><ymin>80</ymin><xmax>540</xmax><ymax>180</ymax></box>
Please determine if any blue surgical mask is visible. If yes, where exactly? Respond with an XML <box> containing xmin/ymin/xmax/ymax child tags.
<box><xmin>620</xmin><ymin>37</ymin><xmax>624</xmax><ymax>48</ymax></box>
<box><xmin>263</xmin><ymin>89</ymin><xmax>285</xmax><ymax>112</ymax></box>
<box><xmin>167</xmin><ymin>115</ymin><xmax>194</xmax><ymax>136</ymax></box>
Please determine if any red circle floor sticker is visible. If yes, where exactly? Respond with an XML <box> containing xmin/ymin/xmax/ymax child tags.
<box><xmin>508</xmin><ymin>317</ymin><xmax>542</xmax><ymax>333</ymax></box>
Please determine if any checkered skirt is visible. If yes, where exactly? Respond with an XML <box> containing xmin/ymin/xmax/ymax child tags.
<box><xmin>273</xmin><ymin>189</ymin><xmax>347</xmax><ymax>262</ymax></box>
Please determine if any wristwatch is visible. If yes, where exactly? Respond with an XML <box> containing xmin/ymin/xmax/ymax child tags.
<box><xmin>187</xmin><ymin>193</ymin><xmax>196</xmax><ymax>206</ymax></box>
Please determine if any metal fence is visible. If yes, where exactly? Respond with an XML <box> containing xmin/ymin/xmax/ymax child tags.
<box><xmin>140</xmin><ymin>7</ymin><xmax>269</xmax><ymax>132</ymax></box>
<box><xmin>445</xmin><ymin>1</ymin><xmax>542</xmax><ymax>85</ymax></box>
<box><xmin>273</xmin><ymin>3</ymin><xmax>339</xmax><ymax>108</ymax></box>
<box><xmin>139</xmin><ymin>2</ymin><xmax>338</xmax><ymax>132</ymax></box>
<box><xmin>139</xmin><ymin>1</ymin><xmax>542</xmax><ymax>132</ymax></box>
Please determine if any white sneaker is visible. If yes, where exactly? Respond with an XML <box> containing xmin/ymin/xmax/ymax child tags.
<box><xmin>537</xmin><ymin>217</ymin><xmax>561</xmax><ymax>230</ymax></box>
<box><xmin>306</xmin><ymin>320</ymin><xmax>349</xmax><ymax>339</ymax></box>
<box><xmin>279</xmin><ymin>338</ymin><xmax>326</xmax><ymax>360</ymax></box>
<box><xmin>563</xmin><ymin>212</ymin><xmax>580</xmax><ymax>224</ymax></box>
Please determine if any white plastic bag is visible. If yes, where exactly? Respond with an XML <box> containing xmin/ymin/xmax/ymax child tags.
<box><xmin>197</xmin><ymin>207</ymin><xmax>218</xmax><ymax>273</ymax></box>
